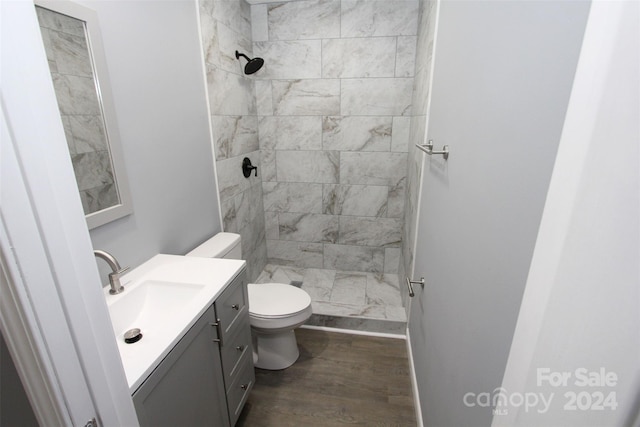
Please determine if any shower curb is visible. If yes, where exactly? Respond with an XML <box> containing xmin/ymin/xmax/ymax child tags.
<box><xmin>305</xmin><ymin>313</ymin><xmax>407</xmax><ymax>335</ymax></box>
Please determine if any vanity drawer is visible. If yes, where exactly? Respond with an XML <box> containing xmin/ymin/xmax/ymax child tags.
<box><xmin>220</xmin><ymin>317</ymin><xmax>252</xmax><ymax>386</ymax></box>
<box><xmin>226</xmin><ymin>354</ymin><xmax>255</xmax><ymax>426</ymax></box>
<box><xmin>215</xmin><ymin>270</ymin><xmax>247</xmax><ymax>340</ymax></box>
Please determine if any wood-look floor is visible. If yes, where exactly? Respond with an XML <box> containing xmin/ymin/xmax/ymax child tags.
<box><xmin>236</xmin><ymin>328</ymin><xmax>416</xmax><ymax>426</ymax></box>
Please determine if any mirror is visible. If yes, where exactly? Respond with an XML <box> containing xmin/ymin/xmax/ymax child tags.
<box><xmin>35</xmin><ymin>0</ymin><xmax>132</xmax><ymax>229</ymax></box>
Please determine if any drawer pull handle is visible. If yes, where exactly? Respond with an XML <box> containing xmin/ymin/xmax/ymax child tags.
<box><xmin>232</xmin><ymin>304</ymin><xmax>240</xmax><ymax>310</ymax></box>
<box><xmin>236</xmin><ymin>345</ymin><xmax>245</xmax><ymax>352</ymax></box>
<box><xmin>240</xmin><ymin>383</ymin><xmax>249</xmax><ymax>391</ymax></box>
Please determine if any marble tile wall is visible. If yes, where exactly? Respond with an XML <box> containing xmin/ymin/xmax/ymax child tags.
<box><xmin>252</xmin><ymin>0</ymin><xmax>418</xmax><ymax>274</ymax></box>
<box><xmin>198</xmin><ymin>0</ymin><xmax>267</xmax><ymax>281</ymax></box>
<box><xmin>36</xmin><ymin>7</ymin><xmax>117</xmax><ymax>215</ymax></box>
<box><xmin>400</xmin><ymin>0</ymin><xmax>438</xmax><ymax>312</ymax></box>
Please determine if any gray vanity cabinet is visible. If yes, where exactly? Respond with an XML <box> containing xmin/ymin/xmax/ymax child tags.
<box><xmin>132</xmin><ymin>303</ymin><xmax>228</xmax><ymax>427</ymax></box>
<box><xmin>215</xmin><ymin>269</ymin><xmax>255</xmax><ymax>426</ymax></box>
<box><xmin>132</xmin><ymin>269</ymin><xmax>254</xmax><ymax>427</ymax></box>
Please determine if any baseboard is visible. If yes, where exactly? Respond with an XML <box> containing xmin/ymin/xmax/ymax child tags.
<box><xmin>300</xmin><ymin>324</ymin><xmax>406</xmax><ymax>340</ymax></box>
<box><xmin>406</xmin><ymin>328</ymin><xmax>424</xmax><ymax>427</ymax></box>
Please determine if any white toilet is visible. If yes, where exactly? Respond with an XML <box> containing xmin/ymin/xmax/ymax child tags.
<box><xmin>186</xmin><ymin>233</ymin><xmax>312</xmax><ymax>370</ymax></box>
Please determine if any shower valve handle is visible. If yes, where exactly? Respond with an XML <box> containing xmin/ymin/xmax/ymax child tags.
<box><xmin>242</xmin><ymin>157</ymin><xmax>258</xmax><ymax>178</ymax></box>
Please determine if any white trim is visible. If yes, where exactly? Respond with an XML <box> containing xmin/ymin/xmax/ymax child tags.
<box><xmin>34</xmin><ymin>0</ymin><xmax>133</xmax><ymax>230</ymax></box>
<box><xmin>300</xmin><ymin>324</ymin><xmax>406</xmax><ymax>340</ymax></box>
<box><xmin>194</xmin><ymin>0</ymin><xmax>225</xmax><ymax>233</ymax></box>
<box><xmin>406</xmin><ymin>328</ymin><xmax>424</xmax><ymax>427</ymax></box>
<box><xmin>405</xmin><ymin>5</ymin><xmax>441</xmax><ymax>423</ymax></box>
<box><xmin>410</xmin><ymin>0</ymin><xmax>441</xmax><ymax>281</ymax></box>
<box><xmin>0</xmin><ymin>96</ymin><xmax>96</xmax><ymax>426</ymax></box>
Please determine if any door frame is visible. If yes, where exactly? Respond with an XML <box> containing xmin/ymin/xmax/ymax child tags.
<box><xmin>1</xmin><ymin>1</ymin><xmax>138</xmax><ymax>425</ymax></box>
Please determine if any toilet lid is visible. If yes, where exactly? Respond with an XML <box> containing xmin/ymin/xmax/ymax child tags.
<box><xmin>248</xmin><ymin>283</ymin><xmax>311</xmax><ymax>319</ymax></box>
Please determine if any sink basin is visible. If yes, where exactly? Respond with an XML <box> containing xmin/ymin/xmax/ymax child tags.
<box><xmin>108</xmin><ymin>280</ymin><xmax>205</xmax><ymax>340</ymax></box>
<box><xmin>104</xmin><ymin>254</ymin><xmax>246</xmax><ymax>392</ymax></box>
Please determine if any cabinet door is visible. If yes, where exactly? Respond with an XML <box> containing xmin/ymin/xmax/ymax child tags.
<box><xmin>133</xmin><ymin>305</ymin><xmax>229</xmax><ymax>427</ymax></box>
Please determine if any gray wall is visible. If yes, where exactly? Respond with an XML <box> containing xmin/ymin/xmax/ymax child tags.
<box><xmin>408</xmin><ymin>1</ymin><xmax>591</xmax><ymax>426</ymax></box>
<box><xmin>198</xmin><ymin>0</ymin><xmax>267</xmax><ymax>282</ymax></box>
<box><xmin>250</xmin><ymin>0</ymin><xmax>417</xmax><ymax>274</ymax></box>
<box><xmin>85</xmin><ymin>0</ymin><xmax>222</xmax><ymax>280</ymax></box>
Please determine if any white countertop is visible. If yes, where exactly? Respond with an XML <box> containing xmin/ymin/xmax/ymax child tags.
<box><xmin>104</xmin><ymin>254</ymin><xmax>246</xmax><ymax>393</ymax></box>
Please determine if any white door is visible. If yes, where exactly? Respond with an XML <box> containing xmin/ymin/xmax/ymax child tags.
<box><xmin>496</xmin><ymin>1</ymin><xmax>640</xmax><ymax>425</ymax></box>
<box><xmin>407</xmin><ymin>1</ymin><xmax>591</xmax><ymax>426</ymax></box>
<box><xmin>1</xmin><ymin>1</ymin><xmax>139</xmax><ymax>425</ymax></box>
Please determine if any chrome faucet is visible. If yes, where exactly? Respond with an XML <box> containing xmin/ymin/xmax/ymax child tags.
<box><xmin>94</xmin><ymin>250</ymin><xmax>129</xmax><ymax>294</ymax></box>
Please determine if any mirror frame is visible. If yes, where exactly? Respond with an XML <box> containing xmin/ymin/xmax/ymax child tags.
<box><xmin>35</xmin><ymin>0</ymin><xmax>132</xmax><ymax>230</ymax></box>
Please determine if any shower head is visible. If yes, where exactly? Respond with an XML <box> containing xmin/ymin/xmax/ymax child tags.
<box><xmin>235</xmin><ymin>50</ymin><xmax>264</xmax><ymax>75</ymax></box>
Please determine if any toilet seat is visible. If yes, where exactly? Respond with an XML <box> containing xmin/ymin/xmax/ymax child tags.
<box><xmin>248</xmin><ymin>283</ymin><xmax>311</xmax><ymax>319</ymax></box>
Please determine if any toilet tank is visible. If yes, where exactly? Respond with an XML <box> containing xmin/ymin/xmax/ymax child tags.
<box><xmin>186</xmin><ymin>232</ymin><xmax>242</xmax><ymax>259</ymax></box>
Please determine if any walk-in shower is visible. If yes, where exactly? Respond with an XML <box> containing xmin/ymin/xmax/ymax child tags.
<box><xmin>198</xmin><ymin>0</ymin><xmax>424</xmax><ymax>334</ymax></box>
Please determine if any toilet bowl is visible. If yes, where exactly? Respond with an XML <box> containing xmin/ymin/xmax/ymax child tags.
<box><xmin>186</xmin><ymin>232</ymin><xmax>312</xmax><ymax>370</ymax></box>
<box><xmin>248</xmin><ymin>282</ymin><xmax>312</xmax><ymax>370</ymax></box>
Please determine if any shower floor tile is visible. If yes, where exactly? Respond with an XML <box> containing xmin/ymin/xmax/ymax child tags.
<box><xmin>254</xmin><ymin>264</ymin><xmax>407</xmax><ymax>334</ymax></box>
